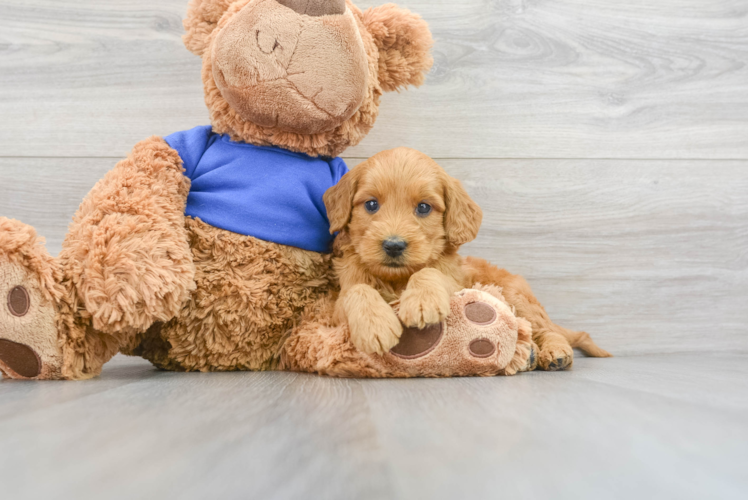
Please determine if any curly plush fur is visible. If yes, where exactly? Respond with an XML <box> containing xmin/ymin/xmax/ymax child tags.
<box><xmin>133</xmin><ymin>218</ymin><xmax>334</xmax><ymax>372</ymax></box>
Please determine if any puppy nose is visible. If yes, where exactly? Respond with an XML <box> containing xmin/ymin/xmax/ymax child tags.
<box><xmin>276</xmin><ymin>0</ymin><xmax>346</xmax><ymax>16</ymax></box>
<box><xmin>382</xmin><ymin>238</ymin><xmax>408</xmax><ymax>258</ymax></box>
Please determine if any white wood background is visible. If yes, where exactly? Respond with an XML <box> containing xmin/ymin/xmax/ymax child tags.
<box><xmin>1</xmin><ymin>0</ymin><xmax>747</xmax><ymax>355</ymax></box>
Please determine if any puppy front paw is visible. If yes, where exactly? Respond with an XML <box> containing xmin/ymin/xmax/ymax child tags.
<box><xmin>348</xmin><ymin>305</ymin><xmax>403</xmax><ymax>355</ymax></box>
<box><xmin>398</xmin><ymin>286</ymin><xmax>451</xmax><ymax>329</ymax></box>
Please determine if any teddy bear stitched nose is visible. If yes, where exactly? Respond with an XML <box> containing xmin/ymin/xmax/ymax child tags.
<box><xmin>275</xmin><ymin>0</ymin><xmax>346</xmax><ymax>17</ymax></box>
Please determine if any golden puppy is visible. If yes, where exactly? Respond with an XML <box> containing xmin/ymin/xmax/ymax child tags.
<box><xmin>324</xmin><ymin>147</ymin><xmax>611</xmax><ymax>370</ymax></box>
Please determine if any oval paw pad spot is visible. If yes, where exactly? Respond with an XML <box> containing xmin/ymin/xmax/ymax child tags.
<box><xmin>469</xmin><ymin>339</ymin><xmax>496</xmax><ymax>358</ymax></box>
<box><xmin>390</xmin><ymin>323</ymin><xmax>443</xmax><ymax>359</ymax></box>
<box><xmin>7</xmin><ymin>285</ymin><xmax>30</xmax><ymax>317</ymax></box>
<box><xmin>0</xmin><ymin>339</ymin><xmax>41</xmax><ymax>378</ymax></box>
<box><xmin>464</xmin><ymin>301</ymin><xmax>496</xmax><ymax>325</ymax></box>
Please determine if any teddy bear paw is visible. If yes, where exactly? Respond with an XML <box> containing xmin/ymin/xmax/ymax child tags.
<box><xmin>0</xmin><ymin>264</ymin><xmax>64</xmax><ymax>380</ymax></box>
<box><xmin>385</xmin><ymin>288</ymin><xmax>523</xmax><ymax>376</ymax></box>
<box><xmin>0</xmin><ymin>219</ymin><xmax>65</xmax><ymax>380</ymax></box>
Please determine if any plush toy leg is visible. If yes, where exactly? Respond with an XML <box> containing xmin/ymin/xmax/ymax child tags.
<box><xmin>0</xmin><ymin>217</ymin><xmax>123</xmax><ymax>380</ymax></box>
<box><xmin>1</xmin><ymin>137</ymin><xmax>196</xmax><ymax>380</ymax></box>
<box><xmin>465</xmin><ymin>257</ymin><xmax>612</xmax><ymax>371</ymax></box>
<box><xmin>281</xmin><ymin>286</ymin><xmax>534</xmax><ymax>378</ymax></box>
<box><xmin>0</xmin><ymin>218</ymin><xmax>66</xmax><ymax>379</ymax></box>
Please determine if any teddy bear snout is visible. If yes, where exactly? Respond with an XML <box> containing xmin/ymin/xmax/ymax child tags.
<box><xmin>210</xmin><ymin>0</ymin><xmax>368</xmax><ymax>135</ymax></box>
<box><xmin>276</xmin><ymin>0</ymin><xmax>346</xmax><ymax>17</ymax></box>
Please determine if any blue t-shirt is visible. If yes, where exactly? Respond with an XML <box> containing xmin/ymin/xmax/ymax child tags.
<box><xmin>165</xmin><ymin>126</ymin><xmax>348</xmax><ymax>253</ymax></box>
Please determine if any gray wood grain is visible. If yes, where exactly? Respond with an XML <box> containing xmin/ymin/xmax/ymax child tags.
<box><xmin>0</xmin><ymin>158</ymin><xmax>112</xmax><ymax>252</ymax></box>
<box><xmin>2</xmin><ymin>157</ymin><xmax>746</xmax><ymax>355</ymax></box>
<box><xmin>1</xmin><ymin>353</ymin><xmax>746</xmax><ymax>500</ymax></box>
<box><xmin>0</xmin><ymin>0</ymin><xmax>746</xmax><ymax>158</ymax></box>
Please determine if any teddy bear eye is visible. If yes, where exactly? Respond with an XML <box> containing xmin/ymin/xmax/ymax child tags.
<box><xmin>365</xmin><ymin>200</ymin><xmax>379</xmax><ymax>214</ymax></box>
<box><xmin>416</xmin><ymin>203</ymin><xmax>432</xmax><ymax>217</ymax></box>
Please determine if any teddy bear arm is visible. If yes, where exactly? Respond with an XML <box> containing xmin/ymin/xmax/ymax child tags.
<box><xmin>59</xmin><ymin>136</ymin><xmax>196</xmax><ymax>336</ymax></box>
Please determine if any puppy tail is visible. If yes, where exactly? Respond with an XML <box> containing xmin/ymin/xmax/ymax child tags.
<box><xmin>561</xmin><ymin>328</ymin><xmax>613</xmax><ymax>358</ymax></box>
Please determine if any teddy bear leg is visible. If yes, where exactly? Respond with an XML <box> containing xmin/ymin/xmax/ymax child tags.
<box><xmin>283</xmin><ymin>288</ymin><xmax>536</xmax><ymax>379</ymax></box>
<box><xmin>59</xmin><ymin>137</ymin><xmax>196</xmax><ymax>336</ymax></box>
<box><xmin>379</xmin><ymin>287</ymin><xmax>534</xmax><ymax>377</ymax></box>
<box><xmin>2</xmin><ymin>137</ymin><xmax>195</xmax><ymax>380</ymax></box>
<box><xmin>0</xmin><ymin>217</ymin><xmax>121</xmax><ymax>380</ymax></box>
<box><xmin>0</xmin><ymin>218</ymin><xmax>65</xmax><ymax>379</ymax></box>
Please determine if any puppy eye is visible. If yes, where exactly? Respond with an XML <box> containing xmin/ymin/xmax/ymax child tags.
<box><xmin>416</xmin><ymin>203</ymin><xmax>432</xmax><ymax>217</ymax></box>
<box><xmin>365</xmin><ymin>200</ymin><xmax>379</xmax><ymax>214</ymax></box>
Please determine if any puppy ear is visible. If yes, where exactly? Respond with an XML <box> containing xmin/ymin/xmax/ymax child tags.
<box><xmin>363</xmin><ymin>4</ymin><xmax>434</xmax><ymax>92</ymax></box>
<box><xmin>443</xmin><ymin>175</ymin><xmax>483</xmax><ymax>246</ymax></box>
<box><xmin>183</xmin><ymin>0</ymin><xmax>236</xmax><ymax>56</ymax></box>
<box><xmin>324</xmin><ymin>167</ymin><xmax>361</xmax><ymax>234</ymax></box>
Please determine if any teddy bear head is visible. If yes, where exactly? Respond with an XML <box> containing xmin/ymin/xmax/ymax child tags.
<box><xmin>183</xmin><ymin>0</ymin><xmax>433</xmax><ymax>157</ymax></box>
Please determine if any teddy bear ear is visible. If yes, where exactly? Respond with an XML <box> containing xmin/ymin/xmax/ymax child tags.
<box><xmin>363</xmin><ymin>4</ymin><xmax>434</xmax><ymax>92</ymax></box>
<box><xmin>182</xmin><ymin>0</ymin><xmax>236</xmax><ymax>56</ymax></box>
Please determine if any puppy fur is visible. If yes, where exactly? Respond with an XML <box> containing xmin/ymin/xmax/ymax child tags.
<box><xmin>324</xmin><ymin>147</ymin><xmax>611</xmax><ymax>370</ymax></box>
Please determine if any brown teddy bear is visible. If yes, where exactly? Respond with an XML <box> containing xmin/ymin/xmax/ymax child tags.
<box><xmin>0</xmin><ymin>0</ymin><xmax>439</xmax><ymax>380</ymax></box>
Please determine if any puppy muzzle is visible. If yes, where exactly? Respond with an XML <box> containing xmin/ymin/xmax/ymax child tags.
<box><xmin>382</xmin><ymin>237</ymin><xmax>408</xmax><ymax>259</ymax></box>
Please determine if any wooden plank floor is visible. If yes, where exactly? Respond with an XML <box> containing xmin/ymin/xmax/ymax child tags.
<box><xmin>1</xmin><ymin>0</ymin><xmax>747</xmax><ymax>497</ymax></box>
<box><xmin>1</xmin><ymin>353</ymin><xmax>747</xmax><ymax>500</ymax></box>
